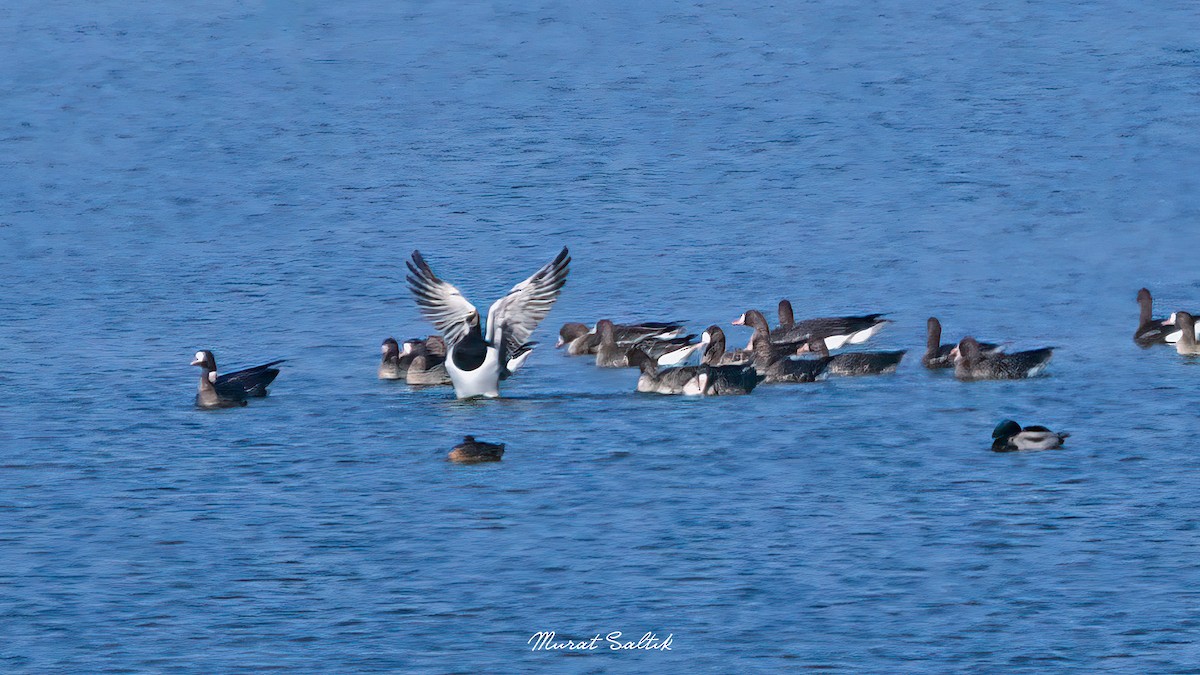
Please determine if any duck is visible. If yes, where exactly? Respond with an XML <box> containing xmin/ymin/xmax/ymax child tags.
<box><xmin>991</xmin><ymin>419</ymin><xmax>1069</xmax><ymax>452</ymax></box>
<box><xmin>923</xmin><ymin>317</ymin><xmax>1002</xmax><ymax>369</ymax></box>
<box><xmin>407</xmin><ymin>248</ymin><xmax>569</xmax><ymax>399</ymax></box>
<box><xmin>190</xmin><ymin>350</ymin><xmax>283</xmax><ymax>409</ymax></box>
<box><xmin>447</xmin><ymin>436</ymin><xmax>505</xmax><ymax>463</ymax></box>
<box><xmin>594</xmin><ymin>319</ymin><xmax>698</xmax><ymax>368</ymax></box>
<box><xmin>953</xmin><ymin>337</ymin><xmax>1053</xmax><ymax>380</ymax></box>
<box><xmin>406</xmin><ymin>336</ymin><xmax>454</xmax><ymax>386</ymax></box>
<box><xmin>557</xmin><ymin>321</ymin><xmax>684</xmax><ymax>355</ymax></box>
<box><xmin>737</xmin><ymin>310</ymin><xmax>831</xmax><ymax>383</ymax></box>
<box><xmin>796</xmin><ymin>339</ymin><xmax>906</xmax><ymax>376</ymax></box>
<box><xmin>1173</xmin><ymin>311</ymin><xmax>1200</xmax><ymax>355</ymax></box>
<box><xmin>736</xmin><ymin>301</ymin><xmax>889</xmax><ymax>351</ymax></box>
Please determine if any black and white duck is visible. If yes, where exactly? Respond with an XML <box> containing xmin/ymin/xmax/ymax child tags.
<box><xmin>406</xmin><ymin>248</ymin><xmax>569</xmax><ymax>399</ymax></box>
<box><xmin>991</xmin><ymin>420</ymin><xmax>1069</xmax><ymax>452</ymax></box>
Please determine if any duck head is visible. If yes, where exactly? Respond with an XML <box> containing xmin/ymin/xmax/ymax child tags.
<box><xmin>381</xmin><ymin>338</ymin><xmax>400</xmax><ymax>360</ymax></box>
<box><xmin>191</xmin><ymin>350</ymin><xmax>217</xmax><ymax>370</ymax></box>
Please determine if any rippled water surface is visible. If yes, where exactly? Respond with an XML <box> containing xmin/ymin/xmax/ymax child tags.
<box><xmin>4</xmin><ymin>0</ymin><xmax>1200</xmax><ymax>672</ymax></box>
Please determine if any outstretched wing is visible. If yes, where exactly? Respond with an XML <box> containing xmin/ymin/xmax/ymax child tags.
<box><xmin>486</xmin><ymin>247</ymin><xmax>571</xmax><ymax>359</ymax></box>
<box><xmin>406</xmin><ymin>251</ymin><xmax>478</xmax><ymax>347</ymax></box>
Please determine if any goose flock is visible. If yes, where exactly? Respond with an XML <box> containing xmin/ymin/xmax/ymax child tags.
<box><xmin>190</xmin><ymin>250</ymin><xmax>1193</xmax><ymax>453</ymax></box>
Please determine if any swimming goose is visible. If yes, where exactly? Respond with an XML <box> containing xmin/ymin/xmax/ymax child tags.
<box><xmin>448</xmin><ymin>435</ymin><xmax>505</xmax><ymax>463</ymax></box>
<box><xmin>700</xmin><ymin>326</ymin><xmax>753</xmax><ymax>366</ymax></box>
<box><xmin>627</xmin><ymin>347</ymin><xmax>759</xmax><ymax>395</ymax></box>
<box><xmin>923</xmin><ymin>317</ymin><xmax>1002</xmax><ymax>369</ymax></box>
<box><xmin>190</xmin><ymin>350</ymin><xmax>283</xmax><ymax>409</ymax></box>
<box><xmin>557</xmin><ymin>321</ymin><xmax>684</xmax><ymax>355</ymax></box>
<box><xmin>594</xmin><ymin>319</ymin><xmax>698</xmax><ymax>367</ymax></box>
<box><xmin>797</xmin><ymin>339</ymin><xmax>906</xmax><ymax>376</ymax></box>
<box><xmin>991</xmin><ymin>419</ymin><xmax>1069</xmax><ymax>452</ymax></box>
<box><xmin>379</xmin><ymin>338</ymin><xmax>404</xmax><ymax>380</ymax></box>
<box><xmin>953</xmin><ymin>337</ymin><xmax>1053</xmax><ymax>380</ymax></box>
<box><xmin>1134</xmin><ymin>288</ymin><xmax>1176</xmax><ymax>346</ymax></box>
<box><xmin>738</xmin><ymin>310</ymin><xmax>830</xmax><ymax>383</ymax></box>
<box><xmin>1173</xmin><ymin>311</ymin><xmax>1200</xmax><ymax>355</ymax></box>
<box><xmin>406</xmin><ymin>337</ymin><xmax>453</xmax><ymax>385</ymax></box>
<box><xmin>406</xmin><ymin>248</ymin><xmax>569</xmax><ymax>399</ymax></box>
<box><xmin>736</xmin><ymin>302</ymin><xmax>890</xmax><ymax>351</ymax></box>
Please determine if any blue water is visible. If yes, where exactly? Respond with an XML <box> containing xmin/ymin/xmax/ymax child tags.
<box><xmin>4</xmin><ymin>0</ymin><xmax>1200</xmax><ymax>671</ymax></box>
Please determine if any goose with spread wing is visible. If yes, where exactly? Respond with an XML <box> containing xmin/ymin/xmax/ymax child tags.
<box><xmin>406</xmin><ymin>247</ymin><xmax>570</xmax><ymax>399</ymax></box>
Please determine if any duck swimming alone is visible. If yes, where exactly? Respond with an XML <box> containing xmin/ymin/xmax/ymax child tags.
<box><xmin>407</xmin><ymin>248</ymin><xmax>569</xmax><ymax>399</ymax></box>
<box><xmin>953</xmin><ymin>337</ymin><xmax>1053</xmax><ymax>381</ymax></box>
<box><xmin>991</xmin><ymin>419</ymin><xmax>1069</xmax><ymax>452</ymax></box>
<box><xmin>923</xmin><ymin>317</ymin><xmax>1002</xmax><ymax>369</ymax></box>
<box><xmin>447</xmin><ymin>435</ymin><xmax>505</xmax><ymax>463</ymax></box>
<box><xmin>190</xmin><ymin>350</ymin><xmax>283</xmax><ymax>409</ymax></box>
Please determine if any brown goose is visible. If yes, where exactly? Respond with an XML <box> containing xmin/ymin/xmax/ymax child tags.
<box><xmin>923</xmin><ymin>318</ymin><xmax>1001</xmax><ymax>369</ymax></box>
<box><xmin>953</xmin><ymin>337</ymin><xmax>1053</xmax><ymax>381</ymax></box>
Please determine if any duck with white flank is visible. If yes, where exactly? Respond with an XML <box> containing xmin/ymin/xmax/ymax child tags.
<box><xmin>406</xmin><ymin>248</ymin><xmax>570</xmax><ymax>399</ymax></box>
<box><xmin>736</xmin><ymin>300</ymin><xmax>889</xmax><ymax>351</ymax></box>
<box><xmin>923</xmin><ymin>317</ymin><xmax>1002</xmax><ymax>369</ymax></box>
<box><xmin>953</xmin><ymin>337</ymin><xmax>1053</xmax><ymax>381</ymax></box>
<box><xmin>191</xmin><ymin>350</ymin><xmax>283</xmax><ymax>409</ymax></box>
<box><xmin>796</xmin><ymin>339</ymin><xmax>905</xmax><ymax>376</ymax></box>
<box><xmin>991</xmin><ymin>420</ymin><xmax>1069</xmax><ymax>452</ymax></box>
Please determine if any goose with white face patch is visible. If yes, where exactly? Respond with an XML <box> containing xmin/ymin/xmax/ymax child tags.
<box><xmin>406</xmin><ymin>247</ymin><xmax>570</xmax><ymax>399</ymax></box>
<box><xmin>190</xmin><ymin>350</ymin><xmax>284</xmax><ymax>409</ymax></box>
<box><xmin>922</xmin><ymin>317</ymin><xmax>1002</xmax><ymax>369</ymax></box>
<box><xmin>736</xmin><ymin>300</ymin><xmax>890</xmax><ymax>351</ymax></box>
<box><xmin>991</xmin><ymin>420</ymin><xmax>1069</xmax><ymax>452</ymax></box>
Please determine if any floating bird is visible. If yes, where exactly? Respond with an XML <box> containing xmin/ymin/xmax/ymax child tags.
<box><xmin>378</xmin><ymin>337</ymin><xmax>424</xmax><ymax>380</ymax></box>
<box><xmin>1173</xmin><ymin>311</ymin><xmax>1200</xmax><ymax>355</ymax></box>
<box><xmin>627</xmin><ymin>347</ymin><xmax>759</xmax><ymax>395</ymax></box>
<box><xmin>953</xmin><ymin>337</ymin><xmax>1053</xmax><ymax>380</ymax></box>
<box><xmin>737</xmin><ymin>310</ymin><xmax>830</xmax><ymax>383</ymax></box>
<box><xmin>406</xmin><ymin>336</ymin><xmax>453</xmax><ymax>386</ymax></box>
<box><xmin>737</xmin><ymin>301</ymin><xmax>889</xmax><ymax>351</ymax></box>
<box><xmin>1134</xmin><ymin>288</ymin><xmax>1174</xmax><ymax>347</ymax></box>
<box><xmin>923</xmin><ymin>317</ymin><xmax>1002</xmax><ymax>369</ymax></box>
<box><xmin>699</xmin><ymin>325</ymin><xmax>753</xmax><ymax>366</ymax></box>
<box><xmin>991</xmin><ymin>419</ymin><xmax>1069</xmax><ymax>452</ymax></box>
<box><xmin>448</xmin><ymin>435</ymin><xmax>505</xmax><ymax>463</ymax></box>
<box><xmin>190</xmin><ymin>350</ymin><xmax>283</xmax><ymax>409</ymax></box>
<box><xmin>594</xmin><ymin>319</ymin><xmax>698</xmax><ymax>368</ymax></box>
<box><xmin>797</xmin><ymin>339</ymin><xmax>906</xmax><ymax>376</ymax></box>
<box><xmin>557</xmin><ymin>321</ymin><xmax>683</xmax><ymax>355</ymax></box>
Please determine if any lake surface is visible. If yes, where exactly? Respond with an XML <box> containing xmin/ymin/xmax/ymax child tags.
<box><xmin>4</xmin><ymin>0</ymin><xmax>1200</xmax><ymax>671</ymax></box>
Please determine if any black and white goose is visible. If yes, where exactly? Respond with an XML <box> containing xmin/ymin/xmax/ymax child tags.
<box><xmin>923</xmin><ymin>317</ymin><xmax>1002</xmax><ymax>369</ymax></box>
<box><xmin>953</xmin><ymin>337</ymin><xmax>1053</xmax><ymax>381</ymax></box>
<box><xmin>736</xmin><ymin>301</ymin><xmax>890</xmax><ymax>351</ymax></box>
<box><xmin>406</xmin><ymin>248</ymin><xmax>570</xmax><ymax>399</ymax></box>
<box><xmin>190</xmin><ymin>350</ymin><xmax>283</xmax><ymax>409</ymax></box>
<box><xmin>991</xmin><ymin>420</ymin><xmax>1069</xmax><ymax>452</ymax></box>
